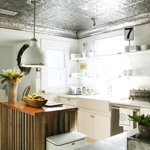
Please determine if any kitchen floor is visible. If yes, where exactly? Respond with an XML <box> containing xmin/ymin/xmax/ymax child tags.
<box><xmin>85</xmin><ymin>137</ymin><xmax>96</xmax><ymax>144</ymax></box>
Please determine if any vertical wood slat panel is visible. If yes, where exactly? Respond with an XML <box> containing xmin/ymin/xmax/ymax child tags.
<box><xmin>4</xmin><ymin>106</ymin><xmax>7</xmax><ymax>150</ymax></box>
<box><xmin>25</xmin><ymin>113</ymin><xmax>27</xmax><ymax>150</ymax></box>
<box><xmin>34</xmin><ymin>114</ymin><xmax>45</xmax><ymax>150</ymax></box>
<box><xmin>22</xmin><ymin>112</ymin><xmax>25</xmax><ymax>150</ymax></box>
<box><xmin>1</xmin><ymin>106</ymin><xmax>5</xmax><ymax>150</ymax></box>
<box><xmin>0</xmin><ymin>106</ymin><xmax>36</xmax><ymax>150</ymax></box>
<box><xmin>46</xmin><ymin>110</ymin><xmax>77</xmax><ymax>136</ymax></box>
<box><xmin>7</xmin><ymin>108</ymin><xmax>10</xmax><ymax>150</ymax></box>
<box><xmin>70</xmin><ymin>111</ymin><xmax>76</xmax><ymax>131</ymax></box>
<box><xmin>15</xmin><ymin>110</ymin><xmax>17</xmax><ymax>150</ymax></box>
<box><xmin>18</xmin><ymin>111</ymin><xmax>20</xmax><ymax>150</ymax></box>
<box><xmin>1</xmin><ymin>106</ymin><xmax>3</xmax><ymax>150</ymax></box>
<box><xmin>28</xmin><ymin>115</ymin><xmax>30</xmax><ymax>150</ymax></box>
<box><xmin>8</xmin><ymin>109</ymin><xmax>10</xmax><ymax>150</ymax></box>
<box><xmin>27</xmin><ymin>114</ymin><xmax>29</xmax><ymax>150</ymax></box>
<box><xmin>31</xmin><ymin>115</ymin><xmax>34</xmax><ymax>150</ymax></box>
<box><xmin>0</xmin><ymin>105</ymin><xmax>1</xmax><ymax>150</ymax></box>
<box><xmin>12</xmin><ymin>109</ymin><xmax>15</xmax><ymax>150</ymax></box>
<box><xmin>65</xmin><ymin>111</ymin><xmax>69</xmax><ymax>133</ymax></box>
<box><xmin>17</xmin><ymin>110</ymin><xmax>19</xmax><ymax>150</ymax></box>
<box><xmin>0</xmin><ymin>103</ymin><xmax>77</xmax><ymax>150</ymax></box>
<box><xmin>19</xmin><ymin>111</ymin><xmax>21</xmax><ymax>150</ymax></box>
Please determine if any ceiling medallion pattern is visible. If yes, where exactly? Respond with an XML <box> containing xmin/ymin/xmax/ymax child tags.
<box><xmin>0</xmin><ymin>0</ymin><xmax>150</xmax><ymax>38</ymax></box>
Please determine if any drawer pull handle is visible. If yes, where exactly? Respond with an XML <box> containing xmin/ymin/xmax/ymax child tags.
<box><xmin>90</xmin><ymin>115</ymin><xmax>95</xmax><ymax>118</ymax></box>
<box><xmin>72</xmin><ymin>142</ymin><xmax>75</xmax><ymax>145</ymax></box>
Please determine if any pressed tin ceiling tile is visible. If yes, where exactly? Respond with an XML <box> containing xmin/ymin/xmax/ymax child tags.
<box><xmin>121</xmin><ymin>0</ymin><xmax>144</xmax><ymax>6</ymax></box>
<box><xmin>119</xmin><ymin>0</ymin><xmax>150</xmax><ymax>16</ymax></box>
<box><xmin>0</xmin><ymin>0</ymin><xmax>150</xmax><ymax>38</ymax></box>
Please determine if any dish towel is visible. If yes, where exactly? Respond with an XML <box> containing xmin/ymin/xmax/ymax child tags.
<box><xmin>119</xmin><ymin>108</ymin><xmax>134</xmax><ymax>131</ymax></box>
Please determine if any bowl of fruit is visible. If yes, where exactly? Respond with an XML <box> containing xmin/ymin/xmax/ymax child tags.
<box><xmin>23</xmin><ymin>93</ymin><xmax>47</xmax><ymax>108</ymax></box>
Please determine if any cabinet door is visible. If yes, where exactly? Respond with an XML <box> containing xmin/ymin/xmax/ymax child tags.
<box><xmin>78</xmin><ymin>111</ymin><xmax>93</xmax><ymax>138</ymax></box>
<box><xmin>93</xmin><ymin>114</ymin><xmax>111</xmax><ymax>140</ymax></box>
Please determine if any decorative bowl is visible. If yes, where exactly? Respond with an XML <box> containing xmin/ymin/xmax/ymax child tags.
<box><xmin>23</xmin><ymin>96</ymin><xmax>47</xmax><ymax>108</ymax></box>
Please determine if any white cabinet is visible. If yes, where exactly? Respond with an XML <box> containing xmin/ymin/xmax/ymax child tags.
<box><xmin>59</xmin><ymin>97</ymin><xmax>77</xmax><ymax>106</ymax></box>
<box><xmin>78</xmin><ymin>110</ymin><xmax>111</xmax><ymax>140</ymax></box>
<box><xmin>59</xmin><ymin>95</ymin><xmax>111</xmax><ymax>141</ymax></box>
<box><xmin>78</xmin><ymin>111</ymin><xmax>93</xmax><ymax>138</ymax></box>
<box><xmin>93</xmin><ymin>114</ymin><xmax>110</xmax><ymax>140</ymax></box>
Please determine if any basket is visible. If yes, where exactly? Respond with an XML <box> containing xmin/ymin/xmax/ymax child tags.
<box><xmin>23</xmin><ymin>96</ymin><xmax>47</xmax><ymax>108</ymax></box>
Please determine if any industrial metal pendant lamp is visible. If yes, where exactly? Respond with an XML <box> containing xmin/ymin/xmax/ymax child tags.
<box><xmin>21</xmin><ymin>0</ymin><xmax>45</xmax><ymax>68</ymax></box>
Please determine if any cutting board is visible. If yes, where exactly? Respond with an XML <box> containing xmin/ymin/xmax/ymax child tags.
<box><xmin>45</xmin><ymin>101</ymin><xmax>63</xmax><ymax>107</ymax></box>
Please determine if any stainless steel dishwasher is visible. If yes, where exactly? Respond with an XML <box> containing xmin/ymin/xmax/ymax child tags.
<box><xmin>110</xmin><ymin>104</ymin><xmax>140</xmax><ymax>136</ymax></box>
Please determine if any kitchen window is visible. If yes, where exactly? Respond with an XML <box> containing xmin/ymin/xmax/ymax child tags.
<box><xmin>95</xmin><ymin>35</ymin><xmax>126</xmax><ymax>55</ymax></box>
<box><xmin>40</xmin><ymin>39</ymin><xmax>69</xmax><ymax>92</ymax></box>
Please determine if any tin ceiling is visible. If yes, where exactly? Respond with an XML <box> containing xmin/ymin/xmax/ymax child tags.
<box><xmin>0</xmin><ymin>0</ymin><xmax>150</xmax><ymax>38</ymax></box>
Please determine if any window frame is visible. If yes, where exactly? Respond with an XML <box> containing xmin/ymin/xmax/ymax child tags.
<box><xmin>40</xmin><ymin>39</ymin><xmax>69</xmax><ymax>92</ymax></box>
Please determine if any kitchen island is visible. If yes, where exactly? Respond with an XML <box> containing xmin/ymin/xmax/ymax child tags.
<box><xmin>0</xmin><ymin>102</ymin><xmax>78</xmax><ymax>150</ymax></box>
<box><xmin>76</xmin><ymin>129</ymin><xmax>139</xmax><ymax>150</ymax></box>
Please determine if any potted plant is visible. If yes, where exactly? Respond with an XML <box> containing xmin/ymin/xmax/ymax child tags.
<box><xmin>0</xmin><ymin>68</ymin><xmax>24</xmax><ymax>103</ymax></box>
<box><xmin>129</xmin><ymin>114</ymin><xmax>150</xmax><ymax>138</ymax></box>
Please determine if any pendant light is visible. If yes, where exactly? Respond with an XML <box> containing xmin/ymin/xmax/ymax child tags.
<box><xmin>21</xmin><ymin>0</ymin><xmax>45</xmax><ymax>68</ymax></box>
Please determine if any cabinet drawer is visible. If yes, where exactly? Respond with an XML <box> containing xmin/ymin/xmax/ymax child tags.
<box><xmin>77</xmin><ymin>98</ymin><xmax>110</xmax><ymax>112</ymax></box>
<box><xmin>59</xmin><ymin>97</ymin><xmax>77</xmax><ymax>106</ymax></box>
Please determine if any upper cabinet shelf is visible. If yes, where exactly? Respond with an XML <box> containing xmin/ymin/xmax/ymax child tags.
<box><xmin>123</xmin><ymin>49</ymin><xmax>150</xmax><ymax>55</ymax></box>
<box><xmin>69</xmin><ymin>57</ymin><xmax>92</xmax><ymax>61</ymax></box>
<box><xmin>69</xmin><ymin>49</ymin><xmax>150</xmax><ymax>61</ymax></box>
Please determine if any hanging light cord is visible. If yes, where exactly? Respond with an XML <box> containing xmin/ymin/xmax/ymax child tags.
<box><xmin>33</xmin><ymin>1</ymin><xmax>36</xmax><ymax>39</ymax></box>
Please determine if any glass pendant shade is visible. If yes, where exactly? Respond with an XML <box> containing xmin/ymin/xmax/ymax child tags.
<box><xmin>21</xmin><ymin>38</ymin><xmax>45</xmax><ymax>67</ymax></box>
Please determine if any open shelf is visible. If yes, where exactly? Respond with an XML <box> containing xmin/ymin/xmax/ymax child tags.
<box><xmin>69</xmin><ymin>49</ymin><xmax>150</xmax><ymax>61</ymax></box>
<box><xmin>123</xmin><ymin>49</ymin><xmax>150</xmax><ymax>55</ymax></box>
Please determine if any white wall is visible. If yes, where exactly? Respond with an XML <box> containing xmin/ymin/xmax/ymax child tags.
<box><xmin>1</xmin><ymin>22</ymin><xmax>150</xmax><ymax>100</ymax></box>
<box><xmin>0</xmin><ymin>28</ymin><xmax>78</xmax><ymax>100</ymax></box>
<box><xmin>78</xmin><ymin>23</ymin><xmax>150</xmax><ymax>98</ymax></box>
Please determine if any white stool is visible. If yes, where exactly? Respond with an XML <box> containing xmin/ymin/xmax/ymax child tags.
<box><xmin>46</xmin><ymin>131</ymin><xmax>86</xmax><ymax>150</ymax></box>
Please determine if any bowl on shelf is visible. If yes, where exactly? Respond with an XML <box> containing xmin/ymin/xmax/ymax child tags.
<box><xmin>23</xmin><ymin>96</ymin><xmax>47</xmax><ymax>108</ymax></box>
<box><xmin>70</xmin><ymin>54</ymin><xmax>81</xmax><ymax>59</ymax></box>
<box><xmin>140</xmin><ymin>44</ymin><xmax>150</xmax><ymax>50</ymax></box>
<box><xmin>125</xmin><ymin>45</ymin><xmax>141</xmax><ymax>52</ymax></box>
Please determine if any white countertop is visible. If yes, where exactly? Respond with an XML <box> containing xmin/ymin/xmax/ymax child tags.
<box><xmin>59</xmin><ymin>94</ymin><xmax>118</xmax><ymax>101</ymax></box>
<box><xmin>110</xmin><ymin>99</ymin><xmax>150</xmax><ymax>109</ymax></box>
<box><xmin>59</xmin><ymin>94</ymin><xmax>150</xmax><ymax>109</ymax></box>
<box><xmin>76</xmin><ymin>129</ymin><xmax>138</xmax><ymax>150</ymax></box>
